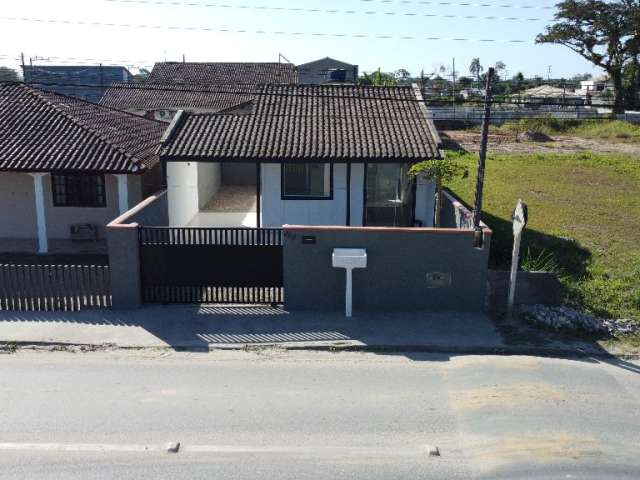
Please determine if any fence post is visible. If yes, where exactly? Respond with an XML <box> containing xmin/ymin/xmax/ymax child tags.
<box><xmin>106</xmin><ymin>223</ymin><xmax>142</xmax><ymax>309</ymax></box>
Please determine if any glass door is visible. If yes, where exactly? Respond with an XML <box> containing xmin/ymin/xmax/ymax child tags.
<box><xmin>365</xmin><ymin>163</ymin><xmax>415</xmax><ymax>227</ymax></box>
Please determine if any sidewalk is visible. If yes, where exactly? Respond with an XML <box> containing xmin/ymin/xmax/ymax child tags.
<box><xmin>0</xmin><ymin>305</ymin><xmax>614</xmax><ymax>357</ymax></box>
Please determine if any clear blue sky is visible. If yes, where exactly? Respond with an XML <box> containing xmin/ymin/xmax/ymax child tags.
<box><xmin>0</xmin><ymin>0</ymin><xmax>602</xmax><ymax>79</ymax></box>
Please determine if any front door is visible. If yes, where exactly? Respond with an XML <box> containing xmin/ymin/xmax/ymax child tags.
<box><xmin>364</xmin><ymin>163</ymin><xmax>415</xmax><ymax>227</ymax></box>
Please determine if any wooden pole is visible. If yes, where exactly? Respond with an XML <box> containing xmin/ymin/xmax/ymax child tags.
<box><xmin>472</xmin><ymin>67</ymin><xmax>495</xmax><ymax>247</ymax></box>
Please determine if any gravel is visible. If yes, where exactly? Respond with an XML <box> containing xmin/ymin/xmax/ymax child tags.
<box><xmin>520</xmin><ymin>305</ymin><xmax>639</xmax><ymax>336</ymax></box>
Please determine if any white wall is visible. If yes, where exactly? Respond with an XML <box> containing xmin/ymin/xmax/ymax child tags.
<box><xmin>167</xmin><ymin>162</ymin><xmax>198</xmax><ymax>227</ymax></box>
<box><xmin>197</xmin><ymin>162</ymin><xmax>221</xmax><ymax>209</ymax></box>
<box><xmin>168</xmin><ymin>161</ymin><xmax>221</xmax><ymax>226</ymax></box>
<box><xmin>415</xmin><ymin>176</ymin><xmax>437</xmax><ymax>227</ymax></box>
<box><xmin>0</xmin><ymin>173</ymin><xmax>38</xmax><ymax>239</ymax></box>
<box><xmin>262</xmin><ymin>163</ymin><xmax>362</xmax><ymax>228</ymax></box>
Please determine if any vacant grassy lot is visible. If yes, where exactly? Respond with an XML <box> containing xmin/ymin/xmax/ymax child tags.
<box><xmin>492</xmin><ymin>118</ymin><xmax>640</xmax><ymax>143</ymax></box>
<box><xmin>446</xmin><ymin>150</ymin><xmax>640</xmax><ymax>322</ymax></box>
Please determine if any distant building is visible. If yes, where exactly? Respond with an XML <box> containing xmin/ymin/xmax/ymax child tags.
<box><xmin>510</xmin><ymin>85</ymin><xmax>583</xmax><ymax>105</ymax></box>
<box><xmin>99</xmin><ymin>83</ymin><xmax>255</xmax><ymax>122</ymax></box>
<box><xmin>146</xmin><ymin>62</ymin><xmax>298</xmax><ymax>85</ymax></box>
<box><xmin>297</xmin><ymin>57</ymin><xmax>358</xmax><ymax>85</ymax></box>
<box><xmin>574</xmin><ymin>76</ymin><xmax>614</xmax><ymax>101</ymax></box>
<box><xmin>22</xmin><ymin>65</ymin><xmax>132</xmax><ymax>103</ymax></box>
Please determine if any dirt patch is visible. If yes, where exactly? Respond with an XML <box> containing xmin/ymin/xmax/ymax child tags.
<box><xmin>443</xmin><ymin>130</ymin><xmax>640</xmax><ymax>156</ymax></box>
<box><xmin>449</xmin><ymin>382</ymin><xmax>566</xmax><ymax>411</ymax></box>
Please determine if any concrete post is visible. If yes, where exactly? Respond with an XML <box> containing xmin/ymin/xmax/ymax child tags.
<box><xmin>29</xmin><ymin>173</ymin><xmax>48</xmax><ymax>254</ymax></box>
<box><xmin>116</xmin><ymin>174</ymin><xmax>129</xmax><ymax>216</ymax></box>
<box><xmin>106</xmin><ymin>224</ymin><xmax>141</xmax><ymax>309</ymax></box>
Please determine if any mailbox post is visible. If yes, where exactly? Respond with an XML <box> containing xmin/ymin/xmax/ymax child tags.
<box><xmin>332</xmin><ymin>249</ymin><xmax>367</xmax><ymax>318</ymax></box>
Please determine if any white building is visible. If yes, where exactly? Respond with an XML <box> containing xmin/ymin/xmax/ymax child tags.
<box><xmin>159</xmin><ymin>84</ymin><xmax>443</xmax><ymax>229</ymax></box>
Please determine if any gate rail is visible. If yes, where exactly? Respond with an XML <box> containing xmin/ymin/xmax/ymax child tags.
<box><xmin>139</xmin><ymin>227</ymin><xmax>284</xmax><ymax>305</ymax></box>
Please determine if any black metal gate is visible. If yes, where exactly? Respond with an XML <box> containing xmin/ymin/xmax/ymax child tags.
<box><xmin>139</xmin><ymin>227</ymin><xmax>283</xmax><ymax>305</ymax></box>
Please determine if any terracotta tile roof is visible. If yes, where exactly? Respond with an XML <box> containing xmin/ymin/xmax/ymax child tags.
<box><xmin>147</xmin><ymin>62</ymin><xmax>298</xmax><ymax>85</ymax></box>
<box><xmin>99</xmin><ymin>83</ymin><xmax>255</xmax><ymax>112</ymax></box>
<box><xmin>0</xmin><ymin>82</ymin><xmax>167</xmax><ymax>174</ymax></box>
<box><xmin>160</xmin><ymin>84</ymin><xmax>441</xmax><ymax>162</ymax></box>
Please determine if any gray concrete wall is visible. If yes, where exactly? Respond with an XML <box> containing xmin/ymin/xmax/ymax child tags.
<box><xmin>283</xmin><ymin>226</ymin><xmax>492</xmax><ymax>313</ymax></box>
<box><xmin>440</xmin><ymin>189</ymin><xmax>474</xmax><ymax>229</ymax></box>
<box><xmin>487</xmin><ymin>270</ymin><xmax>564</xmax><ymax>311</ymax></box>
<box><xmin>106</xmin><ymin>190</ymin><xmax>168</xmax><ymax>309</ymax></box>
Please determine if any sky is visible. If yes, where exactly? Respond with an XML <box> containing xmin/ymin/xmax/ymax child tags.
<box><xmin>0</xmin><ymin>0</ymin><xmax>603</xmax><ymax>80</ymax></box>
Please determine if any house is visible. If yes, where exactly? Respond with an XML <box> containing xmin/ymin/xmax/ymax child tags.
<box><xmin>146</xmin><ymin>61</ymin><xmax>298</xmax><ymax>85</ymax></box>
<box><xmin>297</xmin><ymin>57</ymin><xmax>359</xmax><ymax>85</ymax></box>
<box><xmin>574</xmin><ymin>76</ymin><xmax>614</xmax><ymax>99</ymax></box>
<box><xmin>510</xmin><ymin>85</ymin><xmax>583</xmax><ymax>105</ymax></box>
<box><xmin>99</xmin><ymin>83</ymin><xmax>255</xmax><ymax>122</ymax></box>
<box><xmin>0</xmin><ymin>82</ymin><xmax>166</xmax><ymax>254</ymax></box>
<box><xmin>22</xmin><ymin>65</ymin><xmax>132</xmax><ymax>103</ymax></box>
<box><xmin>158</xmin><ymin>84</ymin><xmax>442</xmax><ymax>230</ymax></box>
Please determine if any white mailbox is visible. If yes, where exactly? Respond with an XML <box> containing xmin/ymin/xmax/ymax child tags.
<box><xmin>332</xmin><ymin>249</ymin><xmax>367</xmax><ymax>318</ymax></box>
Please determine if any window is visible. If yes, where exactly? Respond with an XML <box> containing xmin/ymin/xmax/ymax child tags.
<box><xmin>52</xmin><ymin>174</ymin><xmax>106</xmax><ymax>207</ymax></box>
<box><xmin>282</xmin><ymin>163</ymin><xmax>332</xmax><ymax>200</ymax></box>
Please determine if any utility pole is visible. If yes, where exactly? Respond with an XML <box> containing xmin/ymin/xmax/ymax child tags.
<box><xmin>472</xmin><ymin>67</ymin><xmax>495</xmax><ymax>248</ymax></box>
<box><xmin>21</xmin><ymin>52</ymin><xmax>25</xmax><ymax>81</ymax></box>
<box><xmin>452</xmin><ymin>58</ymin><xmax>456</xmax><ymax>120</ymax></box>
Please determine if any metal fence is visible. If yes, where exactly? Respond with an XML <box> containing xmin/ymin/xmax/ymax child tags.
<box><xmin>139</xmin><ymin>227</ymin><xmax>284</xmax><ymax>305</ymax></box>
<box><xmin>0</xmin><ymin>264</ymin><xmax>111</xmax><ymax>312</ymax></box>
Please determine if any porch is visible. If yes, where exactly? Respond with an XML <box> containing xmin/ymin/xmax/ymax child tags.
<box><xmin>188</xmin><ymin>185</ymin><xmax>258</xmax><ymax>228</ymax></box>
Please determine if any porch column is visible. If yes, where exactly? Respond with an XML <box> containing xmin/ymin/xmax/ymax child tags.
<box><xmin>256</xmin><ymin>163</ymin><xmax>262</xmax><ymax>228</ymax></box>
<box><xmin>116</xmin><ymin>174</ymin><xmax>129</xmax><ymax>215</ymax></box>
<box><xmin>29</xmin><ymin>173</ymin><xmax>48</xmax><ymax>254</ymax></box>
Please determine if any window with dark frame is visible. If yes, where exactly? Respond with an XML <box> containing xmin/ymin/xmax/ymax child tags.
<box><xmin>282</xmin><ymin>163</ymin><xmax>332</xmax><ymax>199</ymax></box>
<box><xmin>51</xmin><ymin>174</ymin><xmax>107</xmax><ymax>208</ymax></box>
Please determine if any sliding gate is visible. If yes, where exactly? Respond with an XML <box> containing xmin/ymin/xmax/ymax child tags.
<box><xmin>139</xmin><ymin>227</ymin><xmax>283</xmax><ymax>305</ymax></box>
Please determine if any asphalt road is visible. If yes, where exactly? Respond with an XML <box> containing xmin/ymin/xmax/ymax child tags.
<box><xmin>0</xmin><ymin>350</ymin><xmax>638</xmax><ymax>479</ymax></box>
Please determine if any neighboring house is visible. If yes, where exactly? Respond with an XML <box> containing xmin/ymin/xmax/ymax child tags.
<box><xmin>574</xmin><ymin>76</ymin><xmax>614</xmax><ymax>99</ymax></box>
<box><xmin>459</xmin><ymin>88</ymin><xmax>485</xmax><ymax>100</ymax></box>
<box><xmin>99</xmin><ymin>83</ymin><xmax>255</xmax><ymax>122</ymax></box>
<box><xmin>158</xmin><ymin>84</ymin><xmax>442</xmax><ymax>229</ymax></box>
<box><xmin>146</xmin><ymin>62</ymin><xmax>298</xmax><ymax>85</ymax></box>
<box><xmin>297</xmin><ymin>57</ymin><xmax>359</xmax><ymax>85</ymax></box>
<box><xmin>22</xmin><ymin>65</ymin><xmax>132</xmax><ymax>103</ymax></box>
<box><xmin>0</xmin><ymin>83</ymin><xmax>166</xmax><ymax>254</ymax></box>
<box><xmin>511</xmin><ymin>85</ymin><xmax>583</xmax><ymax>105</ymax></box>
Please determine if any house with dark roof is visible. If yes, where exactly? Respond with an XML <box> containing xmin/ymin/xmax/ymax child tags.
<box><xmin>22</xmin><ymin>65</ymin><xmax>133</xmax><ymax>103</ymax></box>
<box><xmin>147</xmin><ymin>62</ymin><xmax>298</xmax><ymax>85</ymax></box>
<box><xmin>99</xmin><ymin>83</ymin><xmax>255</xmax><ymax>123</ymax></box>
<box><xmin>0</xmin><ymin>82</ymin><xmax>167</xmax><ymax>254</ymax></box>
<box><xmin>158</xmin><ymin>83</ymin><xmax>442</xmax><ymax>229</ymax></box>
<box><xmin>297</xmin><ymin>57</ymin><xmax>359</xmax><ymax>85</ymax></box>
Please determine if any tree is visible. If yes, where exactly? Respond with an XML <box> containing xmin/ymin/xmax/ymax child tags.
<box><xmin>536</xmin><ymin>0</ymin><xmax>640</xmax><ymax>113</ymax></box>
<box><xmin>494</xmin><ymin>61</ymin><xmax>507</xmax><ymax>81</ymax></box>
<box><xmin>408</xmin><ymin>159</ymin><xmax>468</xmax><ymax>228</ymax></box>
<box><xmin>469</xmin><ymin>58</ymin><xmax>483</xmax><ymax>81</ymax></box>
<box><xmin>394</xmin><ymin>69</ymin><xmax>412</xmax><ymax>84</ymax></box>
<box><xmin>0</xmin><ymin>66</ymin><xmax>20</xmax><ymax>82</ymax></box>
<box><xmin>132</xmin><ymin>68</ymin><xmax>150</xmax><ymax>83</ymax></box>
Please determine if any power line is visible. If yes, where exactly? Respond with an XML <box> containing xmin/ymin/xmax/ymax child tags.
<box><xmin>358</xmin><ymin>0</ymin><xmax>556</xmax><ymax>10</ymax></box>
<box><xmin>0</xmin><ymin>16</ymin><xmax>531</xmax><ymax>43</ymax></box>
<box><xmin>104</xmin><ymin>0</ymin><xmax>552</xmax><ymax>22</ymax></box>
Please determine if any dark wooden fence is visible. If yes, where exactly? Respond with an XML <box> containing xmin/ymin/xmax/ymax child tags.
<box><xmin>0</xmin><ymin>264</ymin><xmax>111</xmax><ymax>312</ymax></box>
<box><xmin>139</xmin><ymin>227</ymin><xmax>284</xmax><ymax>305</ymax></box>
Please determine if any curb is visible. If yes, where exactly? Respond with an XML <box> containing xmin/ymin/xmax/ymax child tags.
<box><xmin>1</xmin><ymin>340</ymin><xmax>638</xmax><ymax>360</ymax></box>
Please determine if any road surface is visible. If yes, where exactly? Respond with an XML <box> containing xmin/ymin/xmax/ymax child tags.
<box><xmin>0</xmin><ymin>350</ymin><xmax>638</xmax><ymax>479</ymax></box>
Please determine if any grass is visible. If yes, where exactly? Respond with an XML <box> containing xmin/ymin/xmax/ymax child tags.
<box><xmin>445</xmin><ymin>150</ymin><xmax>640</xmax><ymax>323</ymax></box>
<box><xmin>485</xmin><ymin>118</ymin><xmax>640</xmax><ymax>143</ymax></box>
